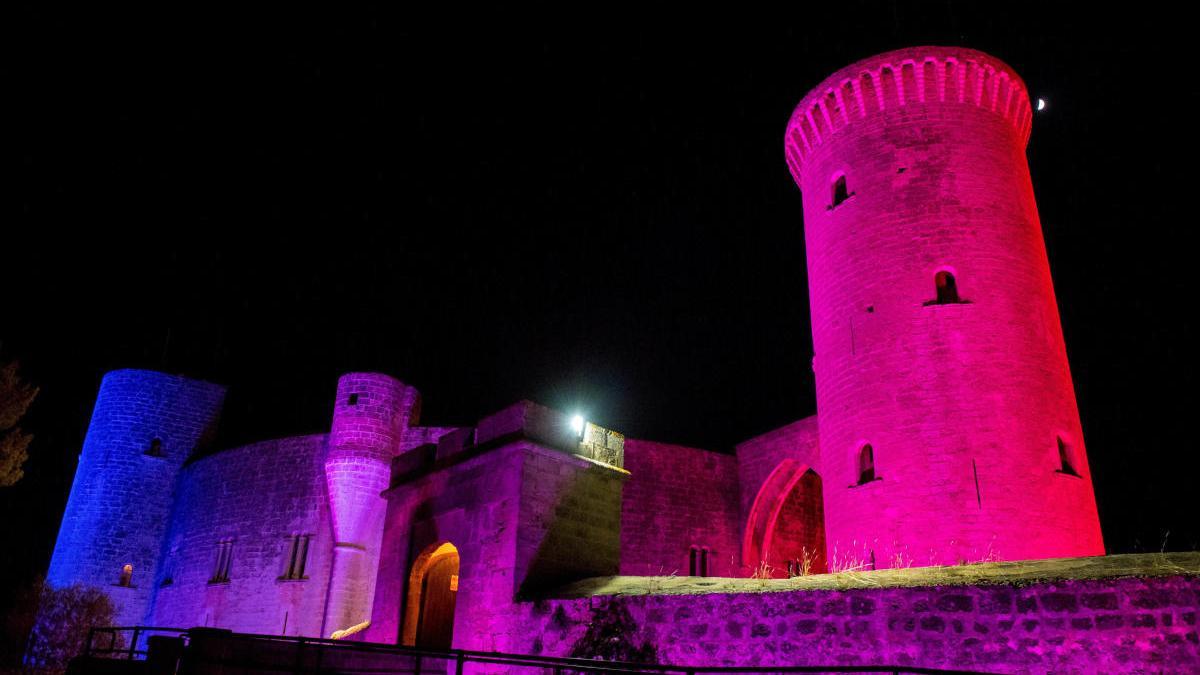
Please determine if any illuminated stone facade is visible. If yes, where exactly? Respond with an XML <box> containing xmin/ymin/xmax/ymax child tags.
<box><xmin>41</xmin><ymin>47</ymin><xmax>1163</xmax><ymax>671</ymax></box>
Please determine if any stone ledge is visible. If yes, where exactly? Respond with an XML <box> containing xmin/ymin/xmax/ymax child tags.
<box><xmin>550</xmin><ymin>552</ymin><xmax>1200</xmax><ymax>598</ymax></box>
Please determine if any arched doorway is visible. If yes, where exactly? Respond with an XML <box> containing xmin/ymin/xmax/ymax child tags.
<box><xmin>401</xmin><ymin>542</ymin><xmax>460</xmax><ymax>648</ymax></box>
<box><xmin>743</xmin><ymin>461</ymin><xmax>827</xmax><ymax>577</ymax></box>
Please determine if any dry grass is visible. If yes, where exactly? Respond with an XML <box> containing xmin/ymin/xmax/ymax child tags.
<box><xmin>749</xmin><ymin>560</ymin><xmax>775</xmax><ymax>583</ymax></box>
<box><xmin>551</xmin><ymin>551</ymin><xmax>1200</xmax><ymax>599</ymax></box>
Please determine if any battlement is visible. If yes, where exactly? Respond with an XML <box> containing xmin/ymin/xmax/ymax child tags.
<box><xmin>784</xmin><ymin>46</ymin><xmax>1032</xmax><ymax>179</ymax></box>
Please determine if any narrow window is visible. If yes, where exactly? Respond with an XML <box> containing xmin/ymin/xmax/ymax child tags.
<box><xmin>297</xmin><ymin>535</ymin><xmax>310</xmax><ymax>578</ymax></box>
<box><xmin>831</xmin><ymin>174</ymin><xmax>850</xmax><ymax>207</ymax></box>
<box><xmin>161</xmin><ymin>547</ymin><xmax>177</xmax><ymax>587</ymax></box>
<box><xmin>699</xmin><ymin>547</ymin><xmax>710</xmax><ymax>577</ymax></box>
<box><xmin>348</xmin><ymin>393</ymin><xmax>359</xmax><ymax>406</ymax></box>
<box><xmin>144</xmin><ymin>438</ymin><xmax>164</xmax><ymax>457</ymax></box>
<box><xmin>935</xmin><ymin>271</ymin><xmax>959</xmax><ymax>303</ymax></box>
<box><xmin>856</xmin><ymin>444</ymin><xmax>876</xmax><ymax>485</ymax></box>
<box><xmin>925</xmin><ymin>270</ymin><xmax>968</xmax><ymax>305</ymax></box>
<box><xmin>284</xmin><ymin>536</ymin><xmax>299</xmax><ymax>579</ymax></box>
<box><xmin>210</xmin><ymin>541</ymin><xmax>233</xmax><ymax>583</ymax></box>
<box><xmin>1057</xmin><ymin>437</ymin><xmax>1080</xmax><ymax>476</ymax></box>
<box><xmin>118</xmin><ymin>564</ymin><xmax>133</xmax><ymax>587</ymax></box>
<box><xmin>688</xmin><ymin>546</ymin><xmax>699</xmax><ymax>576</ymax></box>
<box><xmin>281</xmin><ymin>535</ymin><xmax>312</xmax><ymax>580</ymax></box>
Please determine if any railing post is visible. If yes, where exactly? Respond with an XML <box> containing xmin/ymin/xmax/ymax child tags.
<box><xmin>85</xmin><ymin>628</ymin><xmax>95</xmax><ymax>657</ymax></box>
<box><xmin>455</xmin><ymin>652</ymin><xmax>464</xmax><ymax>675</ymax></box>
<box><xmin>414</xmin><ymin>653</ymin><xmax>422</xmax><ymax>675</ymax></box>
<box><xmin>128</xmin><ymin>628</ymin><xmax>141</xmax><ymax>660</ymax></box>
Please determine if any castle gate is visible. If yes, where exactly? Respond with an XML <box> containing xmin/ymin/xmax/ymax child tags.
<box><xmin>403</xmin><ymin>542</ymin><xmax>459</xmax><ymax>649</ymax></box>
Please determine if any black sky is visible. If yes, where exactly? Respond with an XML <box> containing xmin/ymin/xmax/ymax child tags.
<box><xmin>5</xmin><ymin>5</ymin><xmax>1197</xmax><ymax>601</ymax></box>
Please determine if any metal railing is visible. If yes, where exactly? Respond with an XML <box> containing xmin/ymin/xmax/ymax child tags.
<box><xmin>84</xmin><ymin>626</ymin><xmax>188</xmax><ymax>660</ymax></box>
<box><xmin>84</xmin><ymin>626</ymin><xmax>997</xmax><ymax>674</ymax></box>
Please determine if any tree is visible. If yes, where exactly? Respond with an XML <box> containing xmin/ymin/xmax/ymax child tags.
<box><xmin>568</xmin><ymin>601</ymin><xmax>657</xmax><ymax>664</ymax></box>
<box><xmin>0</xmin><ymin>360</ymin><xmax>38</xmax><ymax>487</ymax></box>
<box><xmin>19</xmin><ymin>578</ymin><xmax>119</xmax><ymax>673</ymax></box>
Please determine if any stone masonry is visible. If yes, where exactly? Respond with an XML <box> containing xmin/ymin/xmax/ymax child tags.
<box><xmin>41</xmin><ymin>44</ymin><xmax>1148</xmax><ymax>673</ymax></box>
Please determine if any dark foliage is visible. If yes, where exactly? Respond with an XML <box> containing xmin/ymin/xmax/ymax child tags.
<box><xmin>568</xmin><ymin>601</ymin><xmax>657</xmax><ymax>664</ymax></box>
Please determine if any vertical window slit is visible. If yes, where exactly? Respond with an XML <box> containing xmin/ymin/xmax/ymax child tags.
<box><xmin>1057</xmin><ymin>437</ymin><xmax>1080</xmax><ymax>476</ymax></box>
<box><xmin>856</xmin><ymin>444</ymin><xmax>876</xmax><ymax>485</ymax></box>
<box><xmin>973</xmin><ymin>459</ymin><xmax>982</xmax><ymax>508</ymax></box>
<box><xmin>831</xmin><ymin>174</ymin><xmax>851</xmax><ymax>207</ymax></box>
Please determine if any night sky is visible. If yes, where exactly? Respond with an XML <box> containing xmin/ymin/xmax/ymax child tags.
<box><xmin>6</xmin><ymin>5</ymin><xmax>1197</xmax><ymax>604</ymax></box>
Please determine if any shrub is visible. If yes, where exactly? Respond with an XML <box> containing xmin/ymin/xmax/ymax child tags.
<box><xmin>23</xmin><ymin>579</ymin><xmax>119</xmax><ymax>672</ymax></box>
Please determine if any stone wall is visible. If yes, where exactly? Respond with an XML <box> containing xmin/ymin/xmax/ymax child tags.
<box><xmin>620</xmin><ymin>440</ymin><xmax>740</xmax><ymax>578</ymax></box>
<box><xmin>149</xmin><ymin>434</ymin><xmax>333</xmax><ymax>637</ymax></box>
<box><xmin>512</xmin><ymin>554</ymin><xmax>1200</xmax><ymax>672</ymax></box>
<box><xmin>517</xmin><ymin>445</ymin><xmax>626</xmax><ymax>596</ymax></box>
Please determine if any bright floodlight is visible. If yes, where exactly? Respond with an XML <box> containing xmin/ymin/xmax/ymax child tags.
<box><xmin>1036</xmin><ymin>98</ymin><xmax>1047</xmax><ymax>111</ymax></box>
<box><xmin>570</xmin><ymin>415</ymin><xmax>585</xmax><ymax>435</ymax></box>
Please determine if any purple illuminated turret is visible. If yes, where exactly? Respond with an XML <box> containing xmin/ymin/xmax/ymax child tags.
<box><xmin>322</xmin><ymin>373</ymin><xmax>420</xmax><ymax>636</ymax></box>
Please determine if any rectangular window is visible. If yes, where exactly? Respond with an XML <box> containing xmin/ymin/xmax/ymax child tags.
<box><xmin>281</xmin><ymin>534</ymin><xmax>312</xmax><ymax>580</ymax></box>
<box><xmin>688</xmin><ymin>546</ymin><xmax>711</xmax><ymax>577</ymax></box>
<box><xmin>210</xmin><ymin>540</ymin><xmax>233</xmax><ymax>584</ymax></box>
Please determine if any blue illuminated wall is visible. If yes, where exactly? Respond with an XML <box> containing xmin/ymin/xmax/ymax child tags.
<box><xmin>46</xmin><ymin>369</ymin><xmax>225</xmax><ymax>626</ymax></box>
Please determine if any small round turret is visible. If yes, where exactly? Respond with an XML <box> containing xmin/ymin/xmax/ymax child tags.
<box><xmin>323</xmin><ymin>372</ymin><xmax>420</xmax><ymax>634</ymax></box>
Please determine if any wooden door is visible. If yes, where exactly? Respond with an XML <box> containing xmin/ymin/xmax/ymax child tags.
<box><xmin>415</xmin><ymin>552</ymin><xmax>459</xmax><ymax>649</ymax></box>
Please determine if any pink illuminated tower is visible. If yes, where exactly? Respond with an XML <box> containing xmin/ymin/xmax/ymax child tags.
<box><xmin>785</xmin><ymin>47</ymin><xmax>1104</xmax><ymax>567</ymax></box>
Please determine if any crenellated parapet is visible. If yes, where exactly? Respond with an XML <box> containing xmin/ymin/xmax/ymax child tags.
<box><xmin>784</xmin><ymin>46</ymin><xmax>1033</xmax><ymax>181</ymax></box>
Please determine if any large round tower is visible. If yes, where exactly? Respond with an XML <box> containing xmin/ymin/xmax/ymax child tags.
<box><xmin>46</xmin><ymin>370</ymin><xmax>225</xmax><ymax>625</ymax></box>
<box><xmin>322</xmin><ymin>372</ymin><xmax>419</xmax><ymax>635</ymax></box>
<box><xmin>785</xmin><ymin>47</ymin><xmax>1103</xmax><ymax>567</ymax></box>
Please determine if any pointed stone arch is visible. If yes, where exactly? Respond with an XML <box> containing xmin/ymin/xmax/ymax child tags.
<box><xmin>743</xmin><ymin>460</ymin><xmax>827</xmax><ymax>577</ymax></box>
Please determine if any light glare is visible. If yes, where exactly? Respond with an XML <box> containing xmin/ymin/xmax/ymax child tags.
<box><xmin>570</xmin><ymin>415</ymin><xmax>585</xmax><ymax>435</ymax></box>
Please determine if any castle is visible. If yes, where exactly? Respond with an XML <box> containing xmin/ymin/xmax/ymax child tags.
<box><xmin>47</xmin><ymin>47</ymin><xmax>1107</xmax><ymax>653</ymax></box>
